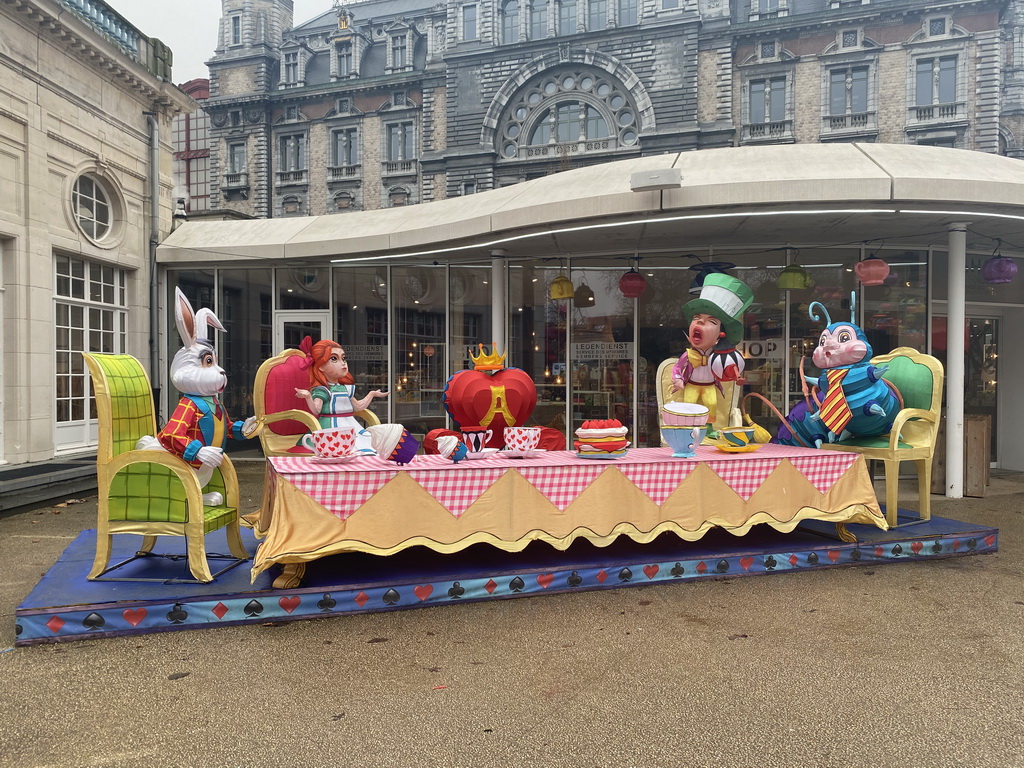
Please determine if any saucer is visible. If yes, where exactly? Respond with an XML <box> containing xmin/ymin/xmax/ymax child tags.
<box><xmin>502</xmin><ymin>448</ymin><xmax>545</xmax><ymax>459</ymax></box>
<box><xmin>464</xmin><ymin>448</ymin><xmax>499</xmax><ymax>460</ymax></box>
<box><xmin>714</xmin><ymin>442</ymin><xmax>762</xmax><ymax>453</ymax></box>
<box><xmin>309</xmin><ymin>453</ymin><xmax>362</xmax><ymax>463</ymax></box>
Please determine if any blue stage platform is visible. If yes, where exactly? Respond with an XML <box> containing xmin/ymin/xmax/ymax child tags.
<box><xmin>15</xmin><ymin>514</ymin><xmax>998</xmax><ymax>645</ymax></box>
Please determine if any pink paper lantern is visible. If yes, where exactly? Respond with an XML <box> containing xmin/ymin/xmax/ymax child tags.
<box><xmin>982</xmin><ymin>255</ymin><xmax>1018</xmax><ymax>284</ymax></box>
<box><xmin>854</xmin><ymin>255</ymin><xmax>890</xmax><ymax>286</ymax></box>
<box><xmin>619</xmin><ymin>269</ymin><xmax>647</xmax><ymax>298</ymax></box>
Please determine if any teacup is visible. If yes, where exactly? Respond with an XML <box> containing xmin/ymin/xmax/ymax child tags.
<box><xmin>662</xmin><ymin>425</ymin><xmax>707</xmax><ymax>458</ymax></box>
<box><xmin>301</xmin><ymin>426</ymin><xmax>357</xmax><ymax>457</ymax></box>
<box><xmin>504</xmin><ymin>426</ymin><xmax>541</xmax><ymax>452</ymax></box>
<box><xmin>461</xmin><ymin>426</ymin><xmax>493</xmax><ymax>453</ymax></box>
<box><xmin>719</xmin><ymin>426</ymin><xmax>756</xmax><ymax>448</ymax></box>
<box><xmin>661</xmin><ymin>402</ymin><xmax>710</xmax><ymax>427</ymax></box>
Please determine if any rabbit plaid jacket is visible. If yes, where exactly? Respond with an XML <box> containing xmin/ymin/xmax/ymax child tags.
<box><xmin>158</xmin><ymin>394</ymin><xmax>245</xmax><ymax>466</ymax></box>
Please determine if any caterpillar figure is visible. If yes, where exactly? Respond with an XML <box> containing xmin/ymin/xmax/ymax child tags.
<box><xmin>776</xmin><ymin>294</ymin><xmax>900</xmax><ymax>448</ymax></box>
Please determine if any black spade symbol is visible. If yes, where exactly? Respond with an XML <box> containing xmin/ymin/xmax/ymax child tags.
<box><xmin>891</xmin><ymin>544</ymin><xmax>904</xmax><ymax>556</ymax></box>
<box><xmin>618</xmin><ymin>567</ymin><xmax>632</xmax><ymax>582</ymax></box>
<box><xmin>850</xmin><ymin>548</ymin><xmax>862</xmax><ymax>561</ymax></box>
<box><xmin>807</xmin><ymin>552</ymin><xmax>819</xmax><ymax>565</ymax></box>
<box><xmin>967</xmin><ymin>538</ymin><xmax>978</xmax><ymax>550</ymax></box>
<box><xmin>567</xmin><ymin>571</ymin><xmax>582</xmax><ymax>587</ymax></box>
<box><xmin>166</xmin><ymin>604</ymin><xmax>188</xmax><ymax>624</ymax></box>
<box><xmin>318</xmin><ymin>594</ymin><xmax>337</xmax><ymax>612</ymax></box>
<box><xmin>448</xmin><ymin>582</ymin><xmax>465</xmax><ymax>599</ymax></box>
<box><xmin>716</xmin><ymin>559</ymin><xmax>729</xmax><ymax>573</ymax></box>
<box><xmin>83</xmin><ymin>612</ymin><xmax>105</xmax><ymax>631</ymax></box>
<box><xmin>509</xmin><ymin>576</ymin><xmax>525</xmax><ymax>593</ymax></box>
<box><xmin>244</xmin><ymin>600</ymin><xmax>264</xmax><ymax>617</ymax></box>
<box><xmin>383</xmin><ymin>588</ymin><xmax>401</xmax><ymax>605</ymax></box>
<box><xmin>763</xmin><ymin>555</ymin><xmax>777</xmax><ymax>570</ymax></box>
<box><xmin>15</xmin><ymin>623</ymin><xmax>22</xmax><ymax>637</ymax></box>
<box><xmin>931</xmin><ymin>541</ymin><xmax>942</xmax><ymax>554</ymax></box>
<box><xmin>670</xmin><ymin>562</ymin><xmax>685</xmax><ymax>577</ymax></box>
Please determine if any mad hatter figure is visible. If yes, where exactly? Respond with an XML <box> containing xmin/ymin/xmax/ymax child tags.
<box><xmin>670</xmin><ymin>273</ymin><xmax>753</xmax><ymax>436</ymax></box>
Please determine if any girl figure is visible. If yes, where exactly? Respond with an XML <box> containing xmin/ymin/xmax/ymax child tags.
<box><xmin>295</xmin><ymin>339</ymin><xmax>389</xmax><ymax>455</ymax></box>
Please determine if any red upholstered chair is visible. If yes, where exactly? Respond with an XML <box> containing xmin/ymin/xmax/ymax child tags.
<box><xmin>252</xmin><ymin>349</ymin><xmax>381</xmax><ymax>456</ymax></box>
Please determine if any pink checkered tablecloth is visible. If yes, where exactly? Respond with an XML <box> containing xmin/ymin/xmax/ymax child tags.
<box><xmin>269</xmin><ymin>444</ymin><xmax>861</xmax><ymax>520</ymax></box>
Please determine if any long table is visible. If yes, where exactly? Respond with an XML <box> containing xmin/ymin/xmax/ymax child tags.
<box><xmin>248</xmin><ymin>444</ymin><xmax>886</xmax><ymax>588</ymax></box>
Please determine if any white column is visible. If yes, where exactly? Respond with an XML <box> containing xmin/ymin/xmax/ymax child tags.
<box><xmin>945</xmin><ymin>222</ymin><xmax>968</xmax><ymax>499</ymax></box>
<box><xmin>491</xmin><ymin>249</ymin><xmax>508</xmax><ymax>359</ymax></box>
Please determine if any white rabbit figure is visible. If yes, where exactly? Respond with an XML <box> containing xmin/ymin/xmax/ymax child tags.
<box><xmin>136</xmin><ymin>287</ymin><xmax>256</xmax><ymax>505</ymax></box>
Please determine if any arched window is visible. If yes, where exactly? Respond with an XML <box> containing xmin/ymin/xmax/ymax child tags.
<box><xmin>502</xmin><ymin>0</ymin><xmax>519</xmax><ymax>43</ymax></box>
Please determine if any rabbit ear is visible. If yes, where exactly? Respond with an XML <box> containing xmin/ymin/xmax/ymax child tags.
<box><xmin>174</xmin><ymin>287</ymin><xmax>196</xmax><ymax>347</ymax></box>
<box><xmin>194</xmin><ymin>307</ymin><xmax>226</xmax><ymax>344</ymax></box>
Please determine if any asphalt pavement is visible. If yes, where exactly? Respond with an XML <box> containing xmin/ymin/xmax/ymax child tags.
<box><xmin>1</xmin><ymin>459</ymin><xmax>1023</xmax><ymax>768</ymax></box>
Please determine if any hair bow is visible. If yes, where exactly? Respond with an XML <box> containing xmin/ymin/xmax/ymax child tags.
<box><xmin>298</xmin><ymin>335</ymin><xmax>315</xmax><ymax>370</ymax></box>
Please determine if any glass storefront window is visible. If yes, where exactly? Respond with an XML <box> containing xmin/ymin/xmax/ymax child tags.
<box><xmin>166</xmin><ymin>269</ymin><xmax>215</xmax><ymax>414</ymax></box>
<box><xmin>392</xmin><ymin>264</ymin><xmax>448</xmax><ymax>437</ymax></box>
<box><xmin>932</xmin><ymin>251</ymin><xmax>1024</xmax><ymax>305</ymax></box>
<box><xmin>450</xmin><ymin>264</ymin><xmax>493</xmax><ymax>371</ymax></box>
<box><xmin>860</xmin><ymin>250</ymin><xmax>928</xmax><ymax>354</ymax></box>
<box><xmin>334</xmin><ymin>266</ymin><xmax>390</xmax><ymax>424</ymax></box>
<box><xmin>219</xmin><ymin>268</ymin><xmax>273</xmax><ymax>424</ymax></box>
<box><xmin>277</xmin><ymin>266</ymin><xmax>330</xmax><ymax>309</ymax></box>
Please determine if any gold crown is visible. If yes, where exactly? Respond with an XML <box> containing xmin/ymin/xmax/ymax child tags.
<box><xmin>469</xmin><ymin>343</ymin><xmax>506</xmax><ymax>371</ymax></box>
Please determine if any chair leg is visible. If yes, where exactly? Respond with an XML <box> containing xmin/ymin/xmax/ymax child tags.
<box><xmin>226</xmin><ymin>518</ymin><xmax>249</xmax><ymax>560</ymax></box>
<box><xmin>884</xmin><ymin>459</ymin><xmax>901</xmax><ymax>527</ymax></box>
<box><xmin>139</xmin><ymin>535</ymin><xmax>158</xmax><ymax>554</ymax></box>
<box><xmin>88</xmin><ymin>533</ymin><xmax>113</xmax><ymax>580</ymax></box>
<box><xmin>916</xmin><ymin>458</ymin><xmax>932</xmax><ymax>522</ymax></box>
<box><xmin>186</xmin><ymin>536</ymin><xmax>215</xmax><ymax>583</ymax></box>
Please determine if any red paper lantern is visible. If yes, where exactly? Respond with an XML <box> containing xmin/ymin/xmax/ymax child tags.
<box><xmin>982</xmin><ymin>255</ymin><xmax>1018</xmax><ymax>284</ymax></box>
<box><xmin>854</xmin><ymin>254</ymin><xmax>890</xmax><ymax>286</ymax></box>
<box><xmin>619</xmin><ymin>269</ymin><xmax>647</xmax><ymax>298</ymax></box>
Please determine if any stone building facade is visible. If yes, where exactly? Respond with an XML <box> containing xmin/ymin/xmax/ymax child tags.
<box><xmin>0</xmin><ymin>0</ymin><xmax>193</xmax><ymax>464</ymax></box>
<box><xmin>203</xmin><ymin>0</ymin><xmax>1023</xmax><ymax>219</ymax></box>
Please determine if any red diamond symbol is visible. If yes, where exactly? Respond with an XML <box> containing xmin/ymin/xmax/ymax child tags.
<box><xmin>484</xmin><ymin>579</ymin><xmax>497</xmax><ymax>594</ymax></box>
<box><xmin>952</xmin><ymin>539</ymin><xmax>960</xmax><ymax>551</ymax></box>
<box><xmin>789</xmin><ymin>554</ymin><xmax>799</xmax><ymax>566</ymax></box>
<box><xmin>354</xmin><ymin>591</ymin><xmax>369</xmax><ymax>608</ymax></box>
<box><xmin>696</xmin><ymin>561</ymin><xmax>707</xmax><ymax>574</ymax></box>
<box><xmin>211</xmin><ymin>602</ymin><xmax>229</xmax><ymax>620</ymax></box>
<box><xmin>596</xmin><ymin>569</ymin><xmax>608</xmax><ymax>583</ymax></box>
<box><xmin>46</xmin><ymin>616</ymin><xmax>65</xmax><ymax>634</ymax></box>
<box><xmin>874</xmin><ymin>546</ymin><xmax>884</xmax><ymax>557</ymax></box>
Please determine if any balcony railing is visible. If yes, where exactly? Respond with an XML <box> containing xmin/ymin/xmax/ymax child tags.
<box><xmin>276</xmin><ymin>169</ymin><xmax>308</xmax><ymax>185</ymax></box>
<box><xmin>328</xmin><ymin>164</ymin><xmax>362</xmax><ymax>180</ymax></box>
<box><xmin>382</xmin><ymin>160</ymin><xmax>418</xmax><ymax>177</ymax></box>
<box><xmin>742</xmin><ymin>120</ymin><xmax>793</xmax><ymax>142</ymax></box>
<box><xmin>909</xmin><ymin>102</ymin><xmax>963</xmax><ymax>123</ymax></box>
<box><xmin>222</xmin><ymin>172</ymin><xmax>249</xmax><ymax>190</ymax></box>
<box><xmin>823</xmin><ymin>112</ymin><xmax>873</xmax><ymax>132</ymax></box>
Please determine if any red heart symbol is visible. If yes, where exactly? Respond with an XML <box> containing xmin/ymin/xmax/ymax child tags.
<box><xmin>985</xmin><ymin>535</ymin><xmax>996</xmax><ymax>548</ymax></box>
<box><xmin>911</xmin><ymin>541</ymin><xmax>923</xmax><ymax>555</ymax></box>
<box><xmin>279</xmin><ymin>596</ymin><xmax>300</xmax><ymax>613</ymax></box>
<box><xmin>444</xmin><ymin>368</ymin><xmax>538</xmax><ymax>448</ymax></box>
<box><xmin>122</xmin><ymin>608</ymin><xmax>147</xmax><ymax>627</ymax></box>
<box><xmin>537</xmin><ymin>573</ymin><xmax>554</xmax><ymax>589</ymax></box>
<box><xmin>643</xmin><ymin>564</ymin><xmax>659</xmax><ymax>580</ymax></box>
<box><xmin>827</xmin><ymin>550</ymin><xmax>840</xmax><ymax>563</ymax></box>
<box><xmin>739</xmin><ymin>556</ymin><xmax>754</xmax><ymax>571</ymax></box>
<box><xmin>414</xmin><ymin>585</ymin><xmax>433</xmax><ymax>601</ymax></box>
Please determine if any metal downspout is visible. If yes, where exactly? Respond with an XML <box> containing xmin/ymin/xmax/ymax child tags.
<box><xmin>145</xmin><ymin>112</ymin><xmax>161</xmax><ymax>414</ymax></box>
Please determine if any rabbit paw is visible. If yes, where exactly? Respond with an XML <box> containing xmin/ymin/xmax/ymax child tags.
<box><xmin>196</xmin><ymin>446</ymin><xmax>224</xmax><ymax>467</ymax></box>
<box><xmin>202</xmin><ymin>491</ymin><xmax>224</xmax><ymax>506</ymax></box>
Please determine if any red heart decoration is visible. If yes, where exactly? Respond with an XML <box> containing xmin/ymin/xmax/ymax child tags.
<box><xmin>911</xmin><ymin>541</ymin><xmax>923</xmax><ymax>555</ymax></box>
<box><xmin>414</xmin><ymin>585</ymin><xmax>433</xmax><ymax>601</ymax></box>
<box><xmin>279</xmin><ymin>596</ymin><xmax>301</xmax><ymax>613</ymax></box>
<box><xmin>444</xmin><ymin>368</ymin><xmax>538</xmax><ymax>448</ymax></box>
<box><xmin>827</xmin><ymin>550</ymin><xmax>840</xmax><ymax>563</ymax></box>
<box><xmin>739</xmin><ymin>556</ymin><xmax>754</xmax><ymax>571</ymax></box>
<box><xmin>985</xmin><ymin>535</ymin><xmax>996</xmax><ymax>548</ymax></box>
<box><xmin>537</xmin><ymin>573</ymin><xmax>554</xmax><ymax>589</ymax></box>
<box><xmin>122</xmin><ymin>608</ymin><xmax>147</xmax><ymax>627</ymax></box>
<box><xmin>643</xmin><ymin>564</ymin><xmax>659</xmax><ymax>580</ymax></box>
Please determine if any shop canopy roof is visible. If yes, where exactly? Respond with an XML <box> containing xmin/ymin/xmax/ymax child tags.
<box><xmin>157</xmin><ymin>143</ymin><xmax>1024</xmax><ymax>266</ymax></box>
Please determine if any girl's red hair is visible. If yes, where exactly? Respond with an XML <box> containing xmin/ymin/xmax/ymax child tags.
<box><xmin>309</xmin><ymin>339</ymin><xmax>354</xmax><ymax>387</ymax></box>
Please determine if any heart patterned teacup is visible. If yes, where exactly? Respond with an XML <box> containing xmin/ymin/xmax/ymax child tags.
<box><xmin>504</xmin><ymin>426</ymin><xmax>541</xmax><ymax>453</ymax></box>
<box><xmin>301</xmin><ymin>426</ymin><xmax>357</xmax><ymax>458</ymax></box>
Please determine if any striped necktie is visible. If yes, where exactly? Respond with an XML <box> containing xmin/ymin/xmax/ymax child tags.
<box><xmin>818</xmin><ymin>368</ymin><xmax>853</xmax><ymax>435</ymax></box>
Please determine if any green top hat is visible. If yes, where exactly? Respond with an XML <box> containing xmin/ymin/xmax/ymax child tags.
<box><xmin>682</xmin><ymin>273</ymin><xmax>754</xmax><ymax>346</ymax></box>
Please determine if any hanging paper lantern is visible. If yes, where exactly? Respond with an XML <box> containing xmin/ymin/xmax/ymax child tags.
<box><xmin>573</xmin><ymin>284</ymin><xmax>595</xmax><ymax>307</ymax></box>
<box><xmin>549</xmin><ymin>274</ymin><xmax>575</xmax><ymax>300</ymax></box>
<box><xmin>854</xmin><ymin>254</ymin><xmax>890</xmax><ymax>286</ymax></box>
<box><xmin>778</xmin><ymin>264</ymin><xmax>812</xmax><ymax>290</ymax></box>
<box><xmin>982</xmin><ymin>255</ymin><xmax>1018</xmax><ymax>284</ymax></box>
<box><xmin>619</xmin><ymin>269</ymin><xmax>647</xmax><ymax>298</ymax></box>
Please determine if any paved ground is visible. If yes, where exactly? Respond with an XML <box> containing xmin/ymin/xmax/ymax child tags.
<box><xmin>1</xmin><ymin>459</ymin><xmax>1023</xmax><ymax>768</ymax></box>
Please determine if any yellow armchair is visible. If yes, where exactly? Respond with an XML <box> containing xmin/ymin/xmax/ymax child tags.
<box><xmin>83</xmin><ymin>353</ymin><xmax>248</xmax><ymax>582</ymax></box>
<box><xmin>819</xmin><ymin>347</ymin><xmax>944</xmax><ymax>527</ymax></box>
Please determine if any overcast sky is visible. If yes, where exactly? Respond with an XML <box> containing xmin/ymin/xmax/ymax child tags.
<box><xmin>106</xmin><ymin>0</ymin><xmax>329</xmax><ymax>85</ymax></box>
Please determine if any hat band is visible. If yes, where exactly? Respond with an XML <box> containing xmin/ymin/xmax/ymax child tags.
<box><xmin>700</xmin><ymin>284</ymin><xmax>743</xmax><ymax>318</ymax></box>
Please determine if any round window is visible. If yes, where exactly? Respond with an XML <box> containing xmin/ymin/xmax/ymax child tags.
<box><xmin>617</xmin><ymin>109</ymin><xmax>634</xmax><ymax>127</ymax></box>
<box><xmin>544</xmin><ymin>81</ymin><xmax>558</xmax><ymax>95</ymax></box>
<box><xmin>580</xmin><ymin>76</ymin><xmax>594</xmax><ymax>90</ymax></box>
<box><xmin>507</xmin><ymin>124</ymin><xmax>521</xmax><ymax>138</ymax></box>
<box><xmin>528</xmin><ymin>92</ymin><xmax>542</xmax><ymax>105</ymax></box>
<box><xmin>610</xmin><ymin>95</ymin><xmax>625</xmax><ymax>110</ymax></box>
<box><xmin>562</xmin><ymin>76</ymin><xmax>575</xmax><ymax>90</ymax></box>
<box><xmin>73</xmin><ymin>174</ymin><xmax>112</xmax><ymax>240</ymax></box>
<box><xmin>622</xmin><ymin>130</ymin><xmax>637</xmax><ymax>145</ymax></box>
<box><xmin>516</xmin><ymin>106</ymin><xmax>528</xmax><ymax>120</ymax></box>
<box><xmin>597</xmin><ymin>83</ymin><xmax>611</xmax><ymax>97</ymax></box>
<box><xmin>504</xmin><ymin>143</ymin><xmax>518</xmax><ymax>157</ymax></box>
